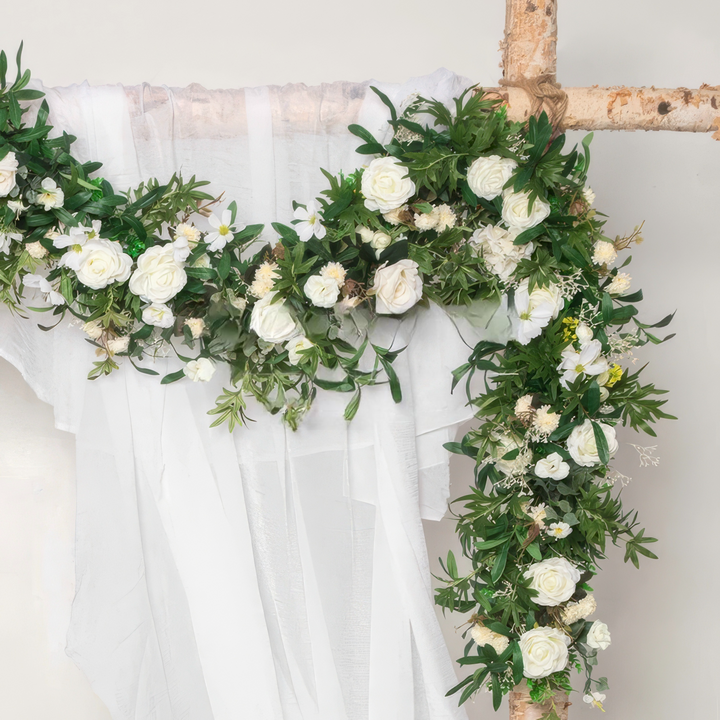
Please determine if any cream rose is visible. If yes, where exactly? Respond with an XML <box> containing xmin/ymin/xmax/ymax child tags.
<box><xmin>286</xmin><ymin>336</ymin><xmax>315</xmax><ymax>365</ymax></box>
<box><xmin>74</xmin><ymin>239</ymin><xmax>132</xmax><ymax>290</ymax></box>
<box><xmin>524</xmin><ymin>557</ymin><xmax>581</xmax><ymax>606</ymax></box>
<box><xmin>142</xmin><ymin>303</ymin><xmax>174</xmax><ymax>328</ymax></box>
<box><xmin>361</xmin><ymin>157</ymin><xmax>416</xmax><ymax>213</ymax></box>
<box><xmin>466</xmin><ymin>155</ymin><xmax>517</xmax><ymax>200</ymax></box>
<box><xmin>567</xmin><ymin>419</ymin><xmax>618</xmax><ymax>467</ymax></box>
<box><xmin>185</xmin><ymin>357</ymin><xmax>215</xmax><ymax>382</ymax></box>
<box><xmin>535</xmin><ymin>453</ymin><xmax>570</xmax><ymax>480</ymax></box>
<box><xmin>371</xmin><ymin>258</ymin><xmax>423</xmax><ymax>315</ymax></box>
<box><xmin>501</xmin><ymin>189</ymin><xmax>551</xmax><ymax>231</ymax></box>
<box><xmin>304</xmin><ymin>275</ymin><xmax>341</xmax><ymax>308</ymax></box>
<box><xmin>249</xmin><ymin>291</ymin><xmax>298</xmax><ymax>344</ymax></box>
<box><xmin>106</xmin><ymin>336</ymin><xmax>130</xmax><ymax>354</ymax></box>
<box><xmin>129</xmin><ymin>245</ymin><xmax>187</xmax><ymax>304</ymax></box>
<box><xmin>586</xmin><ymin>620</ymin><xmax>611</xmax><ymax>650</ymax></box>
<box><xmin>0</xmin><ymin>151</ymin><xmax>19</xmax><ymax>196</ymax></box>
<box><xmin>493</xmin><ymin>433</ymin><xmax>531</xmax><ymax>476</ymax></box>
<box><xmin>519</xmin><ymin>627</ymin><xmax>571</xmax><ymax>679</ymax></box>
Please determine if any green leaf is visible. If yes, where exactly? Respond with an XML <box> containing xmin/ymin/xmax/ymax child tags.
<box><xmin>160</xmin><ymin>369</ymin><xmax>186</xmax><ymax>385</ymax></box>
<box><xmin>591</xmin><ymin>421</ymin><xmax>610</xmax><ymax>465</ymax></box>
<box><xmin>491</xmin><ymin>542</ymin><xmax>509</xmax><ymax>582</ymax></box>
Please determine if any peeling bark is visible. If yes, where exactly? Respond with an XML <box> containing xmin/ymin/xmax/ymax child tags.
<box><xmin>509</xmin><ymin>682</ymin><xmax>570</xmax><ymax>720</ymax></box>
<box><xmin>501</xmin><ymin>0</ymin><xmax>558</xmax><ymax>82</ymax></box>
<box><xmin>479</xmin><ymin>85</ymin><xmax>720</xmax><ymax>135</ymax></box>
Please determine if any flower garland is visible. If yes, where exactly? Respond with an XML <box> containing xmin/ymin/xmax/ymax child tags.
<box><xmin>0</xmin><ymin>46</ymin><xmax>674</xmax><ymax>716</ymax></box>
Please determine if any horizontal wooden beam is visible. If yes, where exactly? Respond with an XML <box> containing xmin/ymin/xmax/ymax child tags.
<box><xmin>482</xmin><ymin>85</ymin><xmax>720</xmax><ymax>136</ymax></box>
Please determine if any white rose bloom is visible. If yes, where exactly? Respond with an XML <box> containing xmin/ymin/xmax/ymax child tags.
<box><xmin>567</xmin><ymin>419</ymin><xmax>618</xmax><ymax>467</ymax></box>
<box><xmin>142</xmin><ymin>303</ymin><xmax>175</xmax><ymax>328</ymax></box>
<box><xmin>184</xmin><ymin>317</ymin><xmax>205</xmax><ymax>338</ymax></box>
<box><xmin>524</xmin><ymin>557</ymin><xmax>581</xmax><ymax>606</ymax></box>
<box><xmin>514</xmin><ymin>279</ymin><xmax>563</xmax><ymax>345</ymax></box>
<box><xmin>171</xmin><ymin>237</ymin><xmax>192</xmax><ymax>263</ymax></box>
<box><xmin>583</xmin><ymin>691</ymin><xmax>606</xmax><ymax>710</ymax></box>
<box><xmin>583</xmin><ymin>187</ymin><xmax>596</xmax><ymax>206</ymax></box>
<box><xmin>250</xmin><ymin>291</ymin><xmax>298</xmax><ymax>344</ymax></box>
<box><xmin>74</xmin><ymin>239</ymin><xmax>133</xmax><ymax>290</ymax></box>
<box><xmin>606</xmin><ymin>272</ymin><xmax>632</xmax><ymax>296</ymax></box>
<box><xmin>371</xmin><ymin>258</ymin><xmax>423</xmax><ymax>315</ymax></box>
<box><xmin>0</xmin><ymin>230</ymin><xmax>22</xmax><ymax>254</ymax></box>
<box><xmin>83</xmin><ymin>320</ymin><xmax>104</xmax><ymax>340</ymax></box>
<box><xmin>361</xmin><ymin>157</ymin><xmax>416</xmax><ymax>213</ymax></box>
<box><xmin>320</xmin><ymin>261</ymin><xmax>346</xmax><ymax>286</ymax></box>
<box><xmin>25</xmin><ymin>241</ymin><xmax>48</xmax><ymax>259</ymax></box>
<box><xmin>33</xmin><ymin>178</ymin><xmax>65</xmax><ymax>211</ymax></box>
<box><xmin>586</xmin><ymin>620</ymin><xmax>611</xmax><ymax>650</ymax></box>
<box><xmin>0</xmin><ymin>151</ymin><xmax>19</xmax><ymax>196</ymax></box>
<box><xmin>129</xmin><ymin>244</ymin><xmax>187</xmax><ymax>304</ymax></box>
<box><xmin>547</xmin><ymin>522</ymin><xmax>573</xmax><ymax>540</ymax></box>
<box><xmin>535</xmin><ymin>452</ymin><xmax>570</xmax><ymax>480</ymax></box>
<box><xmin>466</xmin><ymin>155</ymin><xmax>517</xmax><ymax>200</ymax></box>
<box><xmin>561</xmin><ymin>593</ymin><xmax>597</xmax><ymax>624</ymax></box>
<box><xmin>519</xmin><ymin>626</ymin><xmax>571</xmax><ymax>679</ymax></box>
<box><xmin>533</xmin><ymin>406</ymin><xmax>560</xmax><ymax>435</ymax></box>
<box><xmin>501</xmin><ymin>189</ymin><xmax>551</xmax><ymax>232</ymax></box>
<box><xmin>592</xmin><ymin>240</ymin><xmax>617</xmax><ymax>267</ymax></box>
<box><xmin>382</xmin><ymin>205</ymin><xmax>407</xmax><ymax>226</ymax></box>
<box><xmin>185</xmin><ymin>357</ymin><xmax>215</xmax><ymax>382</ymax></box>
<box><xmin>304</xmin><ymin>275</ymin><xmax>341</xmax><ymax>308</ymax></box>
<box><xmin>106</xmin><ymin>336</ymin><xmax>130</xmax><ymax>354</ymax></box>
<box><xmin>471</xmin><ymin>224</ymin><xmax>534</xmax><ymax>282</ymax></box>
<box><xmin>470</xmin><ymin>624</ymin><xmax>510</xmax><ymax>655</ymax></box>
<box><xmin>286</xmin><ymin>335</ymin><xmax>315</xmax><ymax>365</ymax></box>
<box><xmin>370</xmin><ymin>231</ymin><xmax>392</xmax><ymax>253</ymax></box>
<box><xmin>414</xmin><ymin>211</ymin><xmax>437</xmax><ymax>231</ymax></box>
<box><xmin>558</xmin><ymin>339</ymin><xmax>609</xmax><ymax>387</ymax></box>
<box><xmin>575</xmin><ymin>322</ymin><xmax>594</xmax><ymax>344</ymax></box>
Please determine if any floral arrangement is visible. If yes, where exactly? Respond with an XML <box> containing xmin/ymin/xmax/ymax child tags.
<box><xmin>0</xmin><ymin>46</ymin><xmax>674</xmax><ymax>717</ymax></box>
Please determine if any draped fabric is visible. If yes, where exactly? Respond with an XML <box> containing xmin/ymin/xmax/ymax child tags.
<box><xmin>0</xmin><ymin>71</ymin><xmax>512</xmax><ymax>719</ymax></box>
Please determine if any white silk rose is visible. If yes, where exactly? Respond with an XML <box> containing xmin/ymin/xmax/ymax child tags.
<box><xmin>185</xmin><ymin>357</ymin><xmax>215</xmax><ymax>382</ymax></box>
<box><xmin>466</xmin><ymin>155</ymin><xmax>517</xmax><ymax>200</ymax></box>
<box><xmin>524</xmin><ymin>557</ymin><xmax>581</xmax><ymax>606</ymax></box>
<box><xmin>129</xmin><ymin>245</ymin><xmax>187</xmax><ymax>304</ymax></box>
<box><xmin>250</xmin><ymin>291</ymin><xmax>298</xmax><ymax>344</ymax></box>
<box><xmin>361</xmin><ymin>157</ymin><xmax>416</xmax><ymax>213</ymax></box>
<box><xmin>371</xmin><ymin>259</ymin><xmax>423</xmax><ymax>315</ymax></box>
<box><xmin>286</xmin><ymin>336</ymin><xmax>315</xmax><ymax>365</ymax></box>
<box><xmin>0</xmin><ymin>151</ymin><xmax>19</xmax><ymax>196</ymax></box>
<box><xmin>304</xmin><ymin>275</ymin><xmax>341</xmax><ymax>308</ymax></box>
<box><xmin>520</xmin><ymin>627</ymin><xmax>571</xmax><ymax>679</ymax></box>
<box><xmin>535</xmin><ymin>452</ymin><xmax>570</xmax><ymax>480</ymax></box>
<box><xmin>567</xmin><ymin>419</ymin><xmax>618</xmax><ymax>467</ymax></box>
<box><xmin>501</xmin><ymin>189</ymin><xmax>551</xmax><ymax>231</ymax></box>
<box><xmin>586</xmin><ymin>620</ymin><xmax>611</xmax><ymax>650</ymax></box>
<box><xmin>73</xmin><ymin>239</ymin><xmax>132</xmax><ymax>290</ymax></box>
<box><xmin>142</xmin><ymin>303</ymin><xmax>174</xmax><ymax>328</ymax></box>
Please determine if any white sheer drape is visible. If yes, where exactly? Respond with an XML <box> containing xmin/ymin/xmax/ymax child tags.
<box><xmin>0</xmin><ymin>72</ymin><xmax>511</xmax><ymax>719</ymax></box>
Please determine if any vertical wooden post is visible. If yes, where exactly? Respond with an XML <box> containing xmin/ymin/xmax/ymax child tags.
<box><xmin>509</xmin><ymin>682</ymin><xmax>570</xmax><ymax>720</ymax></box>
<box><xmin>501</xmin><ymin>0</ymin><xmax>558</xmax><ymax>82</ymax></box>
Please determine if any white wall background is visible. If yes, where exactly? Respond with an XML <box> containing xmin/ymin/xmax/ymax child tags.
<box><xmin>1</xmin><ymin>1</ymin><xmax>719</xmax><ymax>719</ymax></box>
